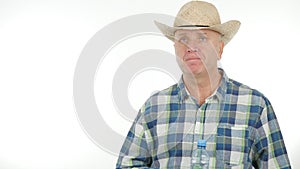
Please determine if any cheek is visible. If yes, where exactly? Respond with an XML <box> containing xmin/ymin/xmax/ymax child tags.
<box><xmin>203</xmin><ymin>44</ymin><xmax>219</xmax><ymax>59</ymax></box>
<box><xmin>174</xmin><ymin>43</ymin><xmax>186</xmax><ymax>58</ymax></box>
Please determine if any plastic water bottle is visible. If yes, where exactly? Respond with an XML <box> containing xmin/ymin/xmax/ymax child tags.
<box><xmin>191</xmin><ymin>140</ymin><xmax>210</xmax><ymax>169</ymax></box>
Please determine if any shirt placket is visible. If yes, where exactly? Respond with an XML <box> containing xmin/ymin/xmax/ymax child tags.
<box><xmin>193</xmin><ymin>102</ymin><xmax>208</xmax><ymax>144</ymax></box>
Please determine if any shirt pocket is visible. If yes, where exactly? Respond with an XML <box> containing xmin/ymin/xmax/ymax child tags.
<box><xmin>216</xmin><ymin>124</ymin><xmax>250</xmax><ymax>167</ymax></box>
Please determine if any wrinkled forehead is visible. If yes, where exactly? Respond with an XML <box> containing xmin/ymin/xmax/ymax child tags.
<box><xmin>175</xmin><ymin>29</ymin><xmax>221</xmax><ymax>37</ymax></box>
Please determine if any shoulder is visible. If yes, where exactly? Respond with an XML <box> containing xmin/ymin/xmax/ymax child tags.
<box><xmin>135</xmin><ymin>83</ymin><xmax>179</xmax><ymax>127</ymax></box>
<box><xmin>226</xmin><ymin>78</ymin><xmax>271</xmax><ymax>108</ymax></box>
<box><xmin>144</xmin><ymin>83</ymin><xmax>179</xmax><ymax>105</ymax></box>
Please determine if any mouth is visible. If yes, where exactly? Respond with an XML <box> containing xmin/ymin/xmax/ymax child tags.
<box><xmin>184</xmin><ymin>57</ymin><xmax>201</xmax><ymax>62</ymax></box>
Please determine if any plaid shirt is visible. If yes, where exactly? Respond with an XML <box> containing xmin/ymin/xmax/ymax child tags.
<box><xmin>116</xmin><ymin>70</ymin><xmax>291</xmax><ymax>169</ymax></box>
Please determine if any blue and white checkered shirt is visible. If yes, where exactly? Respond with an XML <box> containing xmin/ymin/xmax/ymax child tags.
<box><xmin>116</xmin><ymin>70</ymin><xmax>291</xmax><ymax>169</ymax></box>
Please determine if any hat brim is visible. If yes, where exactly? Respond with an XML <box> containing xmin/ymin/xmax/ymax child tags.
<box><xmin>154</xmin><ymin>20</ymin><xmax>241</xmax><ymax>45</ymax></box>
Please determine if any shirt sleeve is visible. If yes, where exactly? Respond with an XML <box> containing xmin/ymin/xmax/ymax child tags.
<box><xmin>252</xmin><ymin>99</ymin><xmax>291</xmax><ymax>169</ymax></box>
<box><xmin>116</xmin><ymin>109</ymin><xmax>152</xmax><ymax>169</ymax></box>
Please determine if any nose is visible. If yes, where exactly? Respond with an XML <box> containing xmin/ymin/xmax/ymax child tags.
<box><xmin>187</xmin><ymin>46</ymin><xmax>198</xmax><ymax>53</ymax></box>
<box><xmin>185</xmin><ymin>40</ymin><xmax>199</xmax><ymax>53</ymax></box>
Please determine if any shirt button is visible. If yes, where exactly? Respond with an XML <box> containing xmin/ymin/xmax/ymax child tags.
<box><xmin>184</xmin><ymin>95</ymin><xmax>189</xmax><ymax>100</ymax></box>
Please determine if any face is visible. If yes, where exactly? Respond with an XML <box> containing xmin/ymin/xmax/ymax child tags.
<box><xmin>174</xmin><ymin>29</ymin><xmax>224</xmax><ymax>76</ymax></box>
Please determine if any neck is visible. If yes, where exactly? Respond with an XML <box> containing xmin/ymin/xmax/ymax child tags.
<box><xmin>183</xmin><ymin>69</ymin><xmax>222</xmax><ymax>104</ymax></box>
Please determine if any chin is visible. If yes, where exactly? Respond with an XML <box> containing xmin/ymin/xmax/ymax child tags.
<box><xmin>189</xmin><ymin>65</ymin><xmax>205</xmax><ymax>73</ymax></box>
<box><xmin>178</xmin><ymin>62</ymin><xmax>205</xmax><ymax>76</ymax></box>
<box><xmin>183</xmin><ymin>67</ymin><xmax>205</xmax><ymax>76</ymax></box>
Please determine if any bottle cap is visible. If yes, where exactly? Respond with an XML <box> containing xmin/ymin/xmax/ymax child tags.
<box><xmin>197</xmin><ymin>139</ymin><xmax>206</xmax><ymax>147</ymax></box>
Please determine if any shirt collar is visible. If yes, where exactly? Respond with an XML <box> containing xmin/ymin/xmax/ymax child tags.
<box><xmin>177</xmin><ymin>68</ymin><xmax>228</xmax><ymax>103</ymax></box>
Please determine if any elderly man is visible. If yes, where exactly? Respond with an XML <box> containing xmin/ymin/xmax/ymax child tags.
<box><xmin>116</xmin><ymin>1</ymin><xmax>291</xmax><ymax>168</ymax></box>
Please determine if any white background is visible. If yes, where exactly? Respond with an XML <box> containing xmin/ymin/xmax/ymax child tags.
<box><xmin>1</xmin><ymin>0</ymin><xmax>299</xmax><ymax>168</ymax></box>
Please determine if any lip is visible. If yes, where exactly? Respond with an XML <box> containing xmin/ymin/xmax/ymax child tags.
<box><xmin>184</xmin><ymin>57</ymin><xmax>201</xmax><ymax>61</ymax></box>
<box><xmin>183</xmin><ymin>53</ymin><xmax>204</xmax><ymax>61</ymax></box>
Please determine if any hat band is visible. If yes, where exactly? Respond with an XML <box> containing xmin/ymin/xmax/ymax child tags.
<box><xmin>178</xmin><ymin>25</ymin><xmax>210</xmax><ymax>27</ymax></box>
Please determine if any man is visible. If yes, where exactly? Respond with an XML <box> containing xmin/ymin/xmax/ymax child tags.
<box><xmin>116</xmin><ymin>1</ymin><xmax>291</xmax><ymax>168</ymax></box>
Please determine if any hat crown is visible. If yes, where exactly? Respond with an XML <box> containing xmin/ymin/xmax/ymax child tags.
<box><xmin>174</xmin><ymin>1</ymin><xmax>221</xmax><ymax>27</ymax></box>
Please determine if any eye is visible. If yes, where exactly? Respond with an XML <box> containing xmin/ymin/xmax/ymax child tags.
<box><xmin>199</xmin><ymin>36</ymin><xmax>207</xmax><ymax>42</ymax></box>
<box><xmin>178</xmin><ymin>37</ymin><xmax>188</xmax><ymax>44</ymax></box>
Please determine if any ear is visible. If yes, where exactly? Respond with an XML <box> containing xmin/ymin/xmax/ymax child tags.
<box><xmin>218</xmin><ymin>41</ymin><xmax>224</xmax><ymax>60</ymax></box>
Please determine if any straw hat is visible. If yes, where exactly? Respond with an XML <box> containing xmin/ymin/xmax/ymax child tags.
<box><xmin>155</xmin><ymin>1</ymin><xmax>241</xmax><ymax>45</ymax></box>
